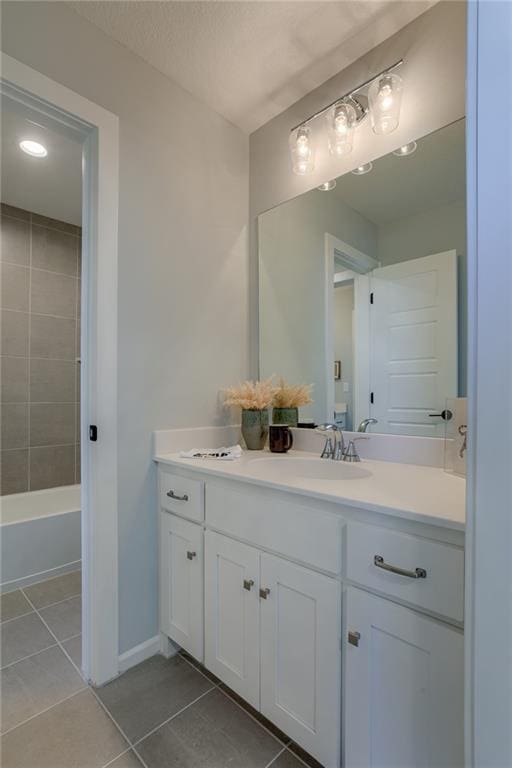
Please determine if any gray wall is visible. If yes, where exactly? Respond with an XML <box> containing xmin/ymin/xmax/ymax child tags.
<box><xmin>259</xmin><ymin>190</ymin><xmax>376</xmax><ymax>423</ymax></box>
<box><xmin>250</xmin><ymin>0</ymin><xmax>467</xmax><ymax>374</ymax></box>
<box><xmin>1</xmin><ymin>2</ymin><xmax>249</xmax><ymax>653</ymax></box>
<box><xmin>334</xmin><ymin>284</ymin><xmax>354</xmax><ymax>429</ymax></box>
<box><xmin>1</xmin><ymin>204</ymin><xmax>81</xmax><ymax>495</ymax></box>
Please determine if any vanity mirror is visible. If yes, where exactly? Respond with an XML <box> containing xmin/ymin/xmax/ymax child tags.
<box><xmin>258</xmin><ymin>119</ymin><xmax>466</xmax><ymax>436</ymax></box>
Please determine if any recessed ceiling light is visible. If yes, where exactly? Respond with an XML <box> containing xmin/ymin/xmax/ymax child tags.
<box><xmin>317</xmin><ymin>180</ymin><xmax>337</xmax><ymax>191</ymax></box>
<box><xmin>393</xmin><ymin>141</ymin><xmax>417</xmax><ymax>157</ymax></box>
<box><xmin>351</xmin><ymin>162</ymin><xmax>373</xmax><ymax>176</ymax></box>
<box><xmin>19</xmin><ymin>139</ymin><xmax>48</xmax><ymax>158</ymax></box>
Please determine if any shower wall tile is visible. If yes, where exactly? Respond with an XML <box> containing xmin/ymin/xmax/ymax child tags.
<box><xmin>30</xmin><ymin>359</ymin><xmax>76</xmax><ymax>403</ymax></box>
<box><xmin>32</xmin><ymin>225</ymin><xmax>78</xmax><ymax>275</ymax></box>
<box><xmin>1</xmin><ymin>263</ymin><xmax>30</xmax><ymax>311</ymax></box>
<box><xmin>31</xmin><ymin>269</ymin><xmax>77</xmax><ymax>318</ymax></box>
<box><xmin>30</xmin><ymin>315</ymin><xmax>76</xmax><ymax>360</ymax></box>
<box><xmin>0</xmin><ymin>208</ymin><xmax>81</xmax><ymax>495</ymax></box>
<box><xmin>2</xmin><ymin>404</ymin><xmax>29</xmax><ymax>450</ymax></box>
<box><xmin>0</xmin><ymin>449</ymin><xmax>29</xmax><ymax>495</ymax></box>
<box><xmin>30</xmin><ymin>445</ymin><xmax>76</xmax><ymax>491</ymax></box>
<box><xmin>0</xmin><ymin>214</ymin><xmax>30</xmax><ymax>266</ymax></box>
<box><xmin>30</xmin><ymin>404</ymin><xmax>76</xmax><ymax>447</ymax></box>
<box><xmin>1</xmin><ymin>357</ymin><xmax>29</xmax><ymax>403</ymax></box>
<box><xmin>1</xmin><ymin>310</ymin><xmax>29</xmax><ymax>357</ymax></box>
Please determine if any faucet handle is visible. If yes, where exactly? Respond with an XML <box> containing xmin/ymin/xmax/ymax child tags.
<box><xmin>342</xmin><ymin>436</ymin><xmax>368</xmax><ymax>462</ymax></box>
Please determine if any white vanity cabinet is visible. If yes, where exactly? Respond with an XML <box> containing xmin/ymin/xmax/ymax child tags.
<box><xmin>156</xmin><ymin>461</ymin><xmax>465</xmax><ymax>768</ymax></box>
<box><xmin>344</xmin><ymin>587</ymin><xmax>464</xmax><ymax>768</ymax></box>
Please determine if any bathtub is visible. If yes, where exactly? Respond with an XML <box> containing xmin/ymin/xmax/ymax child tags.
<box><xmin>1</xmin><ymin>485</ymin><xmax>81</xmax><ymax>593</ymax></box>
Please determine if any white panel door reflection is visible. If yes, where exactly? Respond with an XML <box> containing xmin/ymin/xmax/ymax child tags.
<box><xmin>370</xmin><ymin>251</ymin><xmax>457</xmax><ymax>436</ymax></box>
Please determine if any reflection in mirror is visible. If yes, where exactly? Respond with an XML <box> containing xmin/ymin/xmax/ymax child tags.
<box><xmin>258</xmin><ymin>119</ymin><xmax>466</xmax><ymax>436</ymax></box>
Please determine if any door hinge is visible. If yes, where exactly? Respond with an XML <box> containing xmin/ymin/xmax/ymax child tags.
<box><xmin>370</xmin><ymin>292</ymin><xmax>374</xmax><ymax>304</ymax></box>
<box><xmin>370</xmin><ymin>392</ymin><xmax>374</xmax><ymax>404</ymax></box>
<box><xmin>89</xmin><ymin>425</ymin><xmax>98</xmax><ymax>442</ymax></box>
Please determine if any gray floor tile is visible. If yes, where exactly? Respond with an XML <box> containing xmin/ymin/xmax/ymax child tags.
<box><xmin>62</xmin><ymin>634</ymin><xmax>82</xmax><ymax>670</ymax></box>
<box><xmin>39</xmin><ymin>596</ymin><xmax>81</xmax><ymax>641</ymax></box>
<box><xmin>106</xmin><ymin>750</ymin><xmax>145</xmax><ymax>768</ymax></box>
<box><xmin>95</xmin><ymin>654</ymin><xmax>213</xmax><ymax>744</ymax></box>
<box><xmin>0</xmin><ymin>689</ymin><xmax>129</xmax><ymax>768</ymax></box>
<box><xmin>287</xmin><ymin>742</ymin><xmax>324</xmax><ymax>768</ymax></box>
<box><xmin>271</xmin><ymin>749</ymin><xmax>308</xmax><ymax>768</ymax></box>
<box><xmin>0</xmin><ymin>590</ymin><xmax>33</xmax><ymax>623</ymax></box>
<box><xmin>219</xmin><ymin>683</ymin><xmax>290</xmax><ymax>744</ymax></box>
<box><xmin>137</xmin><ymin>687</ymin><xmax>283</xmax><ymax>768</ymax></box>
<box><xmin>23</xmin><ymin>570</ymin><xmax>81</xmax><ymax>608</ymax></box>
<box><xmin>1</xmin><ymin>645</ymin><xmax>86</xmax><ymax>733</ymax></box>
<box><xmin>1</xmin><ymin>613</ymin><xmax>55</xmax><ymax>667</ymax></box>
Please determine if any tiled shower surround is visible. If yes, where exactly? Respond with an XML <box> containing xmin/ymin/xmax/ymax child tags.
<box><xmin>0</xmin><ymin>203</ymin><xmax>81</xmax><ymax>495</ymax></box>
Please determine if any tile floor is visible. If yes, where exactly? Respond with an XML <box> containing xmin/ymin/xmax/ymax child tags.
<box><xmin>0</xmin><ymin>570</ymin><xmax>321</xmax><ymax>768</ymax></box>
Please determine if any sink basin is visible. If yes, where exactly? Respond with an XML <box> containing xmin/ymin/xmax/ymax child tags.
<box><xmin>245</xmin><ymin>456</ymin><xmax>372</xmax><ymax>481</ymax></box>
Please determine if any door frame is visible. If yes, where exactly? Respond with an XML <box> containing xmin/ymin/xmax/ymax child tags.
<box><xmin>324</xmin><ymin>233</ymin><xmax>375</xmax><ymax>426</ymax></box>
<box><xmin>1</xmin><ymin>53</ymin><xmax>120</xmax><ymax>685</ymax></box>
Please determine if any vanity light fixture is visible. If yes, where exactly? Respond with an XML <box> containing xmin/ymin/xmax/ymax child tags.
<box><xmin>289</xmin><ymin>125</ymin><xmax>315</xmax><ymax>175</ymax></box>
<box><xmin>19</xmin><ymin>139</ymin><xmax>48</xmax><ymax>158</ymax></box>
<box><xmin>289</xmin><ymin>60</ymin><xmax>403</xmax><ymax>175</ymax></box>
<box><xmin>351</xmin><ymin>163</ymin><xmax>373</xmax><ymax>176</ymax></box>
<box><xmin>393</xmin><ymin>141</ymin><xmax>417</xmax><ymax>157</ymax></box>
<box><xmin>368</xmin><ymin>73</ymin><xmax>403</xmax><ymax>135</ymax></box>
<box><xmin>317</xmin><ymin>180</ymin><xmax>337</xmax><ymax>191</ymax></box>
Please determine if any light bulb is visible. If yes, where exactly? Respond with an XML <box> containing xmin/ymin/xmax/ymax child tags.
<box><xmin>393</xmin><ymin>141</ymin><xmax>417</xmax><ymax>157</ymax></box>
<box><xmin>368</xmin><ymin>73</ymin><xmax>403</xmax><ymax>135</ymax></box>
<box><xmin>317</xmin><ymin>180</ymin><xmax>337</xmax><ymax>191</ymax></box>
<box><xmin>289</xmin><ymin>125</ymin><xmax>315</xmax><ymax>175</ymax></box>
<box><xmin>351</xmin><ymin>162</ymin><xmax>373</xmax><ymax>176</ymax></box>
<box><xmin>327</xmin><ymin>101</ymin><xmax>356</xmax><ymax>157</ymax></box>
<box><xmin>19</xmin><ymin>139</ymin><xmax>48</xmax><ymax>158</ymax></box>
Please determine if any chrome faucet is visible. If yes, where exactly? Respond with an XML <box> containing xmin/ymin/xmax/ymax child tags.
<box><xmin>357</xmin><ymin>418</ymin><xmax>378</xmax><ymax>433</ymax></box>
<box><xmin>317</xmin><ymin>423</ymin><xmax>345</xmax><ymax>460</ymax></box>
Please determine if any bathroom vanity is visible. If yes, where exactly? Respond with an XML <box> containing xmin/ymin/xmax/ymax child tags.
<box><xmin>154</xmin><ymin>447</ymin><xmax>465</xmax><ymax>768</ymax></box>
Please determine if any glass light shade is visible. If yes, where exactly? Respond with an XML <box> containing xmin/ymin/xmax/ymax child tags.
<box><xmin>326</xmin><ymin>101</ymin><xmax>356</xmax><ymax>157</ymax></box>
<box><xmin>368</xmin><ymin>73</ymin><xmax>403</xmax><ymax>135</ymax></box>
<box><xmin>289</xmin><ymin>126</ymin><xmax>315</xmax><ymax>175</ymax></box>
<box><xmin>351</xmin><ymin>162</ymin><xmax>373</xmax><ymax>176</ymax></box>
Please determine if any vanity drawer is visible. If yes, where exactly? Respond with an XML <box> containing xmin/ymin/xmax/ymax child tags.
<box><xmin>159</xmin><ymin>469</ymin><xmax>204</xmax><ymax>522</ymax></box>
<box><xmin>345</xmin><ymin>523</ymin><xmax>464</xmax><ymax>622</ymax></box>
<box><xmin>206</xmin><ymin>483</ymin><xmax>342</xmax><ymax>574</ymax></box>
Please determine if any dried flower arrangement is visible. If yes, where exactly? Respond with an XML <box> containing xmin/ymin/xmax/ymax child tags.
<box><xmin>224</xmin><ymin>377</ymin><xmax>276</xmax><ymax>411</ymax></box>
<box><xmin>273</xmin><ymin>377</ymin><xmax>313</xmax><ymax>408</ymax></box>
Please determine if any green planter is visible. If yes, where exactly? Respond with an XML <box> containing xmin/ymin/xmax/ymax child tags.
<box><xmin>272</xmin><ymin>407</ymin><xmax>298</xmax><ymax>427</ymax></box>
<box><xmin>241</xmin><ymin>409</ymin><xmax>269</xmax><ymax>450</ymax></box>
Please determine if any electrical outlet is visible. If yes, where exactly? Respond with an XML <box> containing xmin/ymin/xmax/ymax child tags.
<box><xmin>343</xmin><ymin>382</ymin><xmax>349</xmax><ymax>392</ymax></box>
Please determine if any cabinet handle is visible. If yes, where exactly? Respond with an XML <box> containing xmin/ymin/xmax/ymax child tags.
<box><xmin>348</xmin><ymin>630</ymin><xmax>361</xmax><ymax>647</ymax></box>
<box><xmin>167</xmin><ymin>490</ymin><xmax>189</xmax><ymax>502</ymax></box>
<box><xmin>243</xmin><ymin>579</ymin><xmax>254</xmax><ymax>591</ymax></box>
<box><xmin>259</xmin><ymin>587</ymin><xmax>270</xmax><ymax>600</ymax></box>
<box><xmin>186</xmin><ymin>551</ymin><xmax>197</xmax><ymax>560</ymax></box>
<box><xmin>374</xmin><ymin>554</ymin><xmax>427</xmax><ymax>579</ymax></box>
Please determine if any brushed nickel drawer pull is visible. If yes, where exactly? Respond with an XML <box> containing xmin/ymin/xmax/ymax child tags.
<box><xmin>374</xmin><ymin>554</ymin><xmax>427</xmax><ymax>579</ymax></box>
<box><xmin>167</xmin><ymin>490</ymin><xmax>189</xmax><ymax>502</ymax></box>
<box><xmin>259</xmin><ymin>587</ymin><xmax>270</xmax><ymax>600</ymax></box>
<box><xmin>348</xmin><ymin>630</ymin><xmax>361</xmax><ymax>647</ymax></box>
<box><xmin>186</xmin><ymin>551</ymin><xmax>197</xmax><ymax>560</ymax></box>
<box><xmin>243</xmin><ymin>579</ymin><xmax>254</xmax><ymax>591</ymax></box>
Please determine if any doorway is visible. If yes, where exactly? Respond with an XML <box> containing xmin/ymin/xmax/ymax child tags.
<box><xmin>1</xmin><ymin>53</ymin><xmax>119</xmax><ymax>685</ymax></box>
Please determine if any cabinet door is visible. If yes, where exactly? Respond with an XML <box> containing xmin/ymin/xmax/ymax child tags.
<box><xmin>345</xmin><ymin>587</ymin><xmax>464</xmax><ymax>768</ymax></box>
<box><xmin>204</xmin><ymin>531</ymin><xmax>260</xmax><ymax>708</ymax></box>
<box><xmin>260</xmin><ymin>554</ymin><xmax>341</xmax><ymax>768</ymax></box>
<box><xmin>160</xmin><ymin>512</ymin><xmax>204</xmax><ymax>661</ymax></box>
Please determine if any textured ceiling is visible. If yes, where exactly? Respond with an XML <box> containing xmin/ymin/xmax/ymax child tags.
<box><xmin>68</xmin><ymin>0</ymin><xmax>437</xmax><ymax>133</ymax></box>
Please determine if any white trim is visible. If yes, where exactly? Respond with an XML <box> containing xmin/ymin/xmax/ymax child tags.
<box><xmin>324</xmin><ymin>233</ymin><xmax>371</xmax><ymax>427</ymax></box>
<box><xmin>1</xmin><ymin>560</ymin><xmax>82</xmax><ymax>594</ymax></box>
<box><xmin>1</xmin><ymin>53</ymin><xmax>120</xmax><ymax>686</ymax></box>
<box><xmin>118</xmin><ymin>636</ymin><xmax>160</xmax><ymax>674</ymax></box>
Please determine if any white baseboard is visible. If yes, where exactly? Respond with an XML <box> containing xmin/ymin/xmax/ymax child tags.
<box><xmin>1</xmin><ymin>559</ymin><xmax>82</xmax><ymax>594</ymax></box>
<box><xmin>118</xmin><ymin>635</ymin><xmax>160</xmax><ymax>673</ymax></box>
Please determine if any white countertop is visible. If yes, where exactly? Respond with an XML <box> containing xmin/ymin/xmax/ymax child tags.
<box><xmin>154</xmin><ymin>449</ymin><xmax>466</xmax><ymax>531</ymax></box>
